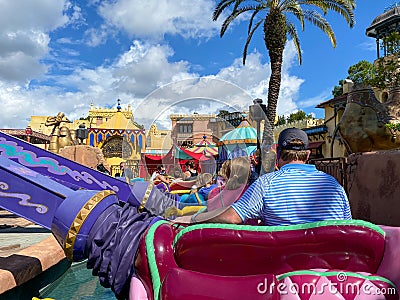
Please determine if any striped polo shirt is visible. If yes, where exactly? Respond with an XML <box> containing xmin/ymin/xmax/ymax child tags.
<box><xmin>231</xmin><ymin>163</ymin><xmax>352</xmax><ymax>226</ymax></box>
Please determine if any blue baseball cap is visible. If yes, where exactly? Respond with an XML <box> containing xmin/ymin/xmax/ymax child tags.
<box><xmin>278</xmin><ymin>128</ymin><xmax>309</xmax><ymax>150</ymax></box>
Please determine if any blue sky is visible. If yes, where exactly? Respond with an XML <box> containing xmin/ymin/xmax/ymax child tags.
<box><xmin>0</xmin><ymin>0</ymin><xmax>395</xmax><ymax>129</ymax></box>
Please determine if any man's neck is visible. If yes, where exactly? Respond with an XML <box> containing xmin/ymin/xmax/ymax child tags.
<box><xmin>279</xmin><ymin>160</ymin><xmax>306</xmax><ymax>168</ymax></box>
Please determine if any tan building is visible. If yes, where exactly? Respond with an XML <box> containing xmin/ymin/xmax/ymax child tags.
<box><xmin>315</xmin><ymin>94</ymin><xmax>347</xmax><ymax>158</ymax></box>
<box><xmin>145</xmin><ymin>124</ymin><xmax>172</xmax><ymax>155</ymax></box>
<box><xmin>28</xmin><ymin>116</ymin><xmax>89</xmax><ymax>136</ymax></box>
<box><xmin>170</xmin><ymin>113</ymin><xmax>216</xmax><ymax>147</ymax></box>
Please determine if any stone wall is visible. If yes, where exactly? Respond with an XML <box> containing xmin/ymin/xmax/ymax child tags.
<box><xmin>347</xmin><ymin>150</ymin><xmax>400</xmax><ymax>226</ymax></box>
<box><xmin>59</xmin><ymin>145</ymin><xmax>110</xmax><ymax>172</ymax></box>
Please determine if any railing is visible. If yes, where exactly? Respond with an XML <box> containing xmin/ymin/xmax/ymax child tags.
<box><xmin>308</xmin><ymin>157</ymin><xmax>348</xmax><ymax>194</ymax></box>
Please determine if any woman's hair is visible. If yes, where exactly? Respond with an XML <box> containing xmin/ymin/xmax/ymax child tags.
<box><xmin>218</xmin><ymin>160</ymin><xmax>231</xmax><ymax>180</ymax></box>
<box><xmin>225</xmin><ymin>157</ymin><xmax>251</xmax><ymax>190</ymax></box>
<box><xmin>185</xmin><ymin>161</ymin><xmax>194</xmax><ymax>168</ymax></box>
<box><xmin>279</xmin><ymin>139</ymin><xmax>309</xmax><ymax>162</ymax></box>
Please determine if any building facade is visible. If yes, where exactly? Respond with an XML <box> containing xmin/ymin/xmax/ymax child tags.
<box><xmin>145</xmin><ymin>124</ymin><xmax>172</xmax><ymax>155</ymax></box>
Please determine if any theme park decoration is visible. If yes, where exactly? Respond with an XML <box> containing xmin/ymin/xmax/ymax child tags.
<box><xmin>0</xmin><ymin>130</ymin><xmax>400</xmax><ymax>300</ymax></box>
<box><xmin>338</xmin><ymin>86</ymin><xmax>400</xmax><ymax>153</ymax></box>
<box><xmin>217</xmin><ymin>120</ymin><xmax>257</xmax><ymax>159</ymax></box>
<box><xmin>45</xmin><ymin>112</ymin><xmax>75</xmax><ymax>153</ymax></box>
<box><xmin>189</xmin><ymin>136</ymin><xmax>218</xmax><ymax>156</ymax></box>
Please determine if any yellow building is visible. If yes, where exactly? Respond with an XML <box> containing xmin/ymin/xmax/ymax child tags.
<box><xmin>87</xmin><ymin>100</ymin><xmax>145</xmax><ymax>176</ymax></box>
<box><xmin>28</xmin><ymin>115</ymin><xmax>89</xmax><ymax>145</ymax></box>
<box><xmin>28</xmin><ymin>100</ymin><xmax>146</xmax><ymax>176</ymax></box>
<box><xmin>145</xmin><ymin>124</ymin><xmax>172</xmax><ymax>155</ymax></box>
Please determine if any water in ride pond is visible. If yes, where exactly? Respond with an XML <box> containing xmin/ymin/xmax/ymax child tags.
<box><xmin>40</xmin><ymin>260</ymin><xmax>117</xmax><ymax>300</ymax></box>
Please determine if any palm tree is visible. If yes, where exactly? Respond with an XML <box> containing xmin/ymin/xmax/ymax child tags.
<box><xmin>213</xmin><ymin>0</ymin><xmax>355</xmax><ymax>173</ymax></box>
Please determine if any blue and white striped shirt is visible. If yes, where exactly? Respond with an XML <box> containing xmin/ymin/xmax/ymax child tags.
<box><xmin>231</xmin><ymin>163</ymin><xmax>352</xmax><ymax>226</ymax></box>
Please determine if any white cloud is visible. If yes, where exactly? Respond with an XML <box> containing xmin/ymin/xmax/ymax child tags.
<box><xmin>0</xmin><ymin>0</ymin><xmax>305</xmax><ymax>135</ymax></box>
<box><xmin>298</xmin><ymin>88</ymin><xmax>332</xmax><ymax>109</ymax></box>
<box><xmin>98</xmin><ymin>0</ymin><xmax>221</xmax><ymax>39</ymax></box>
<box><xmin>0</xmin><ymin>1</ymin><xmax>70</xmax><ymax>83</ymax></box>
<box><xmin>0</xmin><ymin>37</ymin><xmax>304</xmax><ymax>130</ymax></box>
<box><xmin>0</xmin><ymin>1</ymin><xmax>68</xmax><ymax>31</ymax></box>
<box><xmin>84</xmin><ymin>23</ymin><xmax>118</xmax><ymax>47</ymax></box>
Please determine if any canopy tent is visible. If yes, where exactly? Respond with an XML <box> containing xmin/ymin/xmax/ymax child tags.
<box><xmin>217</xmin><ymin>120</ymin><xmax>258</xmax><ymax>159</ymax></box>
<box><xmin>189</xmin><ymin>137</ymin><xmax>218</xmax><ymax>156</ymax></box>
<box><xmin>141</xmin><ymin>145</ymin><xmax>204</xmax><ymax>178</ymax></box>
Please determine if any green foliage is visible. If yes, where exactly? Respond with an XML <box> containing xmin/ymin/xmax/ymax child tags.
<box><xmin>382</xmin><ymin>32</ymin><xmax>400</xmax><ymax>55</ymax></box>
<box><xmin>347</xmin><ymin>60</ymin><xmax>374</xmax><ymax>85</ymax></box>
<box><xmin>276</xmin><ymin>115</ymin><xmax>286</xmax><ymax>126</ymax></box>
<box><xmin>385</xmin><ymin>123</ymin><xmax>400</xmax><ymax>131</ymax></box>
<box><xmin>286</xmin><ymin>110</ymin><xmax>312</xmax><ymax>124</ymax></box>
<box><xmin>217</xmin><ymin>110</ymin><xmax>229</xmax><ymax>117</ymax></box>
<box><xmin>332</xmin><ymin>79</ymin><xmax>345</xmax><ymax>97</ymax></box>
<box><xmin>340</xmin><ymin>32</ymin><xmax>400</xmax><ymax>91</ymax></box>
<box><xmin>276</xmin><ymin>110</ymin><xmax>312</xmax><ymax>125</ymax></box>
<box><xmin>368</xmin><ymin>56</ymin><xmax>400</xmax><ymax>90</ymax></box>
<box><xmin>213</xmin><ymin>0</ymin><xmax>355</xmax><ymax>132</ymax></box>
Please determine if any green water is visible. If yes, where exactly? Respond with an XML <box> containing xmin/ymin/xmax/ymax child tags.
<box><xmin>40</xmin><ymin>260</ymin><xmax>117</xmax><ymax>300</ymax></box>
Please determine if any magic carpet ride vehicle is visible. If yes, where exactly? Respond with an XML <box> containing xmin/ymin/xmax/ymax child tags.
<box><xmin>0</xmin><ymin>131</ymin><xmax>399</xmax><ymax>300</ymax></box>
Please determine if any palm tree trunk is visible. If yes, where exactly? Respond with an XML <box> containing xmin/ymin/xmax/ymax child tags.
<box><xmin>260</xmin><ymin>47</ymin><xmax>284</xmax><ymax>175</ymax></box>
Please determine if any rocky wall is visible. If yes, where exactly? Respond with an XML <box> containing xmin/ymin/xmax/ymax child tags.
<box><xmin>347</xmin><ymin>150</ymin><xmax>400</xmax><ymax>226</ymax></box>
<box><xmin>59</xmin><ymin>145</ymin><xmax>110</xmax><ymax>171</ymax></box>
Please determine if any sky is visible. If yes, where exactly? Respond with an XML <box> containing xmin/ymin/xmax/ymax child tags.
<box><xmin>0</xmin><ymin>0</ymin><xmax>397</xmax><ymax>130</ymax></box>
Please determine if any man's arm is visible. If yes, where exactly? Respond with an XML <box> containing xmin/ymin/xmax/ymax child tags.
<box><xmin>174</xmin><ymin>207</ymin><xmax>242</xmax><ymax>224</ymax></box>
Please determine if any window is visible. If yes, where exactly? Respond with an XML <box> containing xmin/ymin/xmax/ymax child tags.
<box><xmin>179</xmin><ymin>124</ymin><xmax>192</xmax><ymax>133</ymax></box>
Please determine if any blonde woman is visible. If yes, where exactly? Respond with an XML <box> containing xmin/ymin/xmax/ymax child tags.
<box><xmin>207</xmin><ymin>157</ymin><xmax>251</xmax><ymax>211</ymax></box>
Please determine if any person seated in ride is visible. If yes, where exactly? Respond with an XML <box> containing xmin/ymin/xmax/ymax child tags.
<box><xmin>150</xmin><ymin>164</ymin><xmax>170</xmax><ymax>185</ymax></box>
<box><xmin>196</xmin><ymin>173</ymin><xmax>218</xmax><ymax>201</ymax></box>
<box><xmin>175</xmin><ymin>127</ymin><xmax>352</xmax><ymax>225</ymax></box>
<box><xmin>155</xmin><ymin>175</ymin><xmax>174</xmax><ymax>192</ymax></box>
<box><xmin>178</xmin><ymin>173</ymin><xmax>216</xmax><ymax>207</ymax></box>
<box><xmin>213</xmin><ymin>159</ymin><xmax>231</xmax><ymax>191</ymax></box>
<box><xmin>120</xmin><ymin>161</ymin><xmax>133</xmax><ymax>182</ymax></box>
<box><xmin>207</xmin><ymin>157</ymin><xmax>251</xmax><ymax>211</ymax></box>
<box><xmin>182</xmin><ymin>161</ymin><xmax>198</xmax><ymax>181</ymax></box>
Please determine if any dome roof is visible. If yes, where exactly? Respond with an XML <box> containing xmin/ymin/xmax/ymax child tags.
<box><xmin>366</xmin><ymin>6</ymin><xmax>400</xmax><ymax>38</ymax></box>
<box><xmin>99</xmin><ymin>111</ymin><xmax>141</xmax><ymax>130</ymax></box>
<box><xmin>218</xmin><ymin>120</ymin><xmax>257</xmax><ymax>145</ymax></box>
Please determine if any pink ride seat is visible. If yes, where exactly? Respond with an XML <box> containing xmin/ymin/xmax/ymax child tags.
<box><xmin>160</xmin><ymin>269</ymin><xmax>279</xmax><ymax>300</ymax></box>
<box><xmin>134</xmin><ymin>220</ymin><xmax>398</xmax><ymax>300</ymax></box>
<box><xmin>173</xmin><ymin>221</ymin><xmax>386</xmax><ymax>276</ymax></box>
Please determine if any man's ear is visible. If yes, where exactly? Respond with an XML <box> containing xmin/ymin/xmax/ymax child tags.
<box><xmin>306</xmin><ymin>150</ymin><xmax>311</xmax><ymax>160</ymax></box>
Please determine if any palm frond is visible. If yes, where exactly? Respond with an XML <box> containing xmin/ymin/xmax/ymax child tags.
<box><xmin>243</xmin><ymin>19</ymin><xmax>263</xmax><ymax>65</ymax></box>
<box><xmin>283</xmin><ymin>2</ymin><xmax>304</xmax><ymax>31</ymax></box>
<box><xmin>298</xmin><ymin>0</ymin><xmax>355</xmax><ymax>27</ymax></box>
<box><xmin>303</xmin><ymin>9</ymin><xmax>336</xmax><ymax>47</ymax></box>
<box><xmin>220</xmin><ymin>6</ymin><xmax>257</xmax><ymax>36</ymax></box>
<box><xmin>248</xmin><ymin>8</ymin><xmax>265</xmax><ymax>35</ymax></box>
<box><xmin>213</xmin><ymin>0</ymin><xmax>237</xmax><ymax>21</ymax></box>
<box><xmin>278</xmin><ymin>0</ymin><xmax>299</xmax><ymax>10</ymax></box>
<box><xmin>287</xmin><ymin>22</ymin><xmax>302</xmax><ymax>65</ymax></box>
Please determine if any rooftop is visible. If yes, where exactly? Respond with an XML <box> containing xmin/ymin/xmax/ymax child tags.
<box><xmin>366</xmin><ymin>5</ymin><xmax>400</xmax><ymax>38</ymax></box>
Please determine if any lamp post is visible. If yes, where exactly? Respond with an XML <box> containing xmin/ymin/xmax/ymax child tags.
<box><xmin>249</xmin><ymin>98</ymin><xmax>267</xmax><ymax>151</ymax></box>
<box><xmin>76</xmin><ymin>123</ymin><xmax>88</xmax><ymax>145</ymax></box>
<box><xmin>249</xmin><ymin>98</ymin><xmax>267</xmax><ymax>174</ymax></box>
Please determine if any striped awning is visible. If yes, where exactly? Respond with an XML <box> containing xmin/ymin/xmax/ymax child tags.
<box><xmin>189</xmin><ymin>138</ymin><xmax>218</xmax><ymax>156</ymax></box>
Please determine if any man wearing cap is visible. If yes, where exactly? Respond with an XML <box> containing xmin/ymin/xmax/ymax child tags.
<box><xmin>177</xmin><ymin>127</ymin><xmax>351</xmax><ymax>226</ymax></box>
